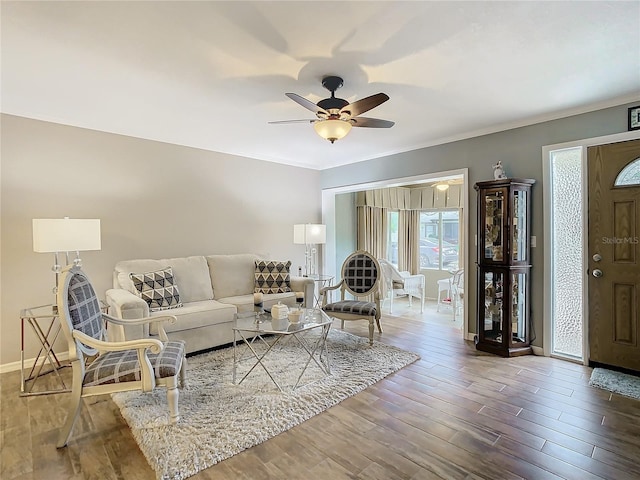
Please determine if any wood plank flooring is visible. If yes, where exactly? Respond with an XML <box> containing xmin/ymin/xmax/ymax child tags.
<box><xmin>2</xmin><ymin>301</ymin><xmax>639</xmax><ymax>479</ymax></box>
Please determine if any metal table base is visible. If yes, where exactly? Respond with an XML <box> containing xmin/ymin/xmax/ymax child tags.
<box><xmin>233</xmin><ymin>310</ymin><xmax>332</xmax><ymax>392</ymax></box>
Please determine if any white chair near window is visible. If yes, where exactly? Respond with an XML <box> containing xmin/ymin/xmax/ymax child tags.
<box><xmin>437</xmin><ymin>269</ymin><xmax>464</xmax><ymax>320</ymax></box>
<box><xmin>378</xmin><ymin>258</ymin><xmax>425</xmax><ymax>314</ymax></box>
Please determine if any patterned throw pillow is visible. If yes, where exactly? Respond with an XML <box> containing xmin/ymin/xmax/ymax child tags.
<box><xmin>254</xmin><ymin>260</ymin><xmax>292</xmax><ymax>294</ymax></box>
<box><xmin>129</xmin><ymin>267</ymin><xmax>183</xmax><ymax>312</ymax></box>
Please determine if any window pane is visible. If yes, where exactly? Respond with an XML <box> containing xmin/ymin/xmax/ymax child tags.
<box><xmin>387</xmin><ymin>211</ymin><xmax>399</xmax><ymax>266</ymax></box>
<box><xmin>419</xmin><ymin>210</ymin><xmax>460</xmax><ymax>270</ymax></box>
<box><xmin>420</xmin><ymin>212</ymin><xmax>440</xmax><ymax>269</ymax></box>
<box><xmin>614</xmin><ymin>157</ymin><xmax>640</xmax><ymax>186</ymax></box>
<box><xmin>550</xmin><ymin>147</ymin><xmax>583</xmax><ymax>359</ymax></box>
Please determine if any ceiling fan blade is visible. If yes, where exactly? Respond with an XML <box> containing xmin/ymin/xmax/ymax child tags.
<box><xmin>350</xmin><ymin>117</ymin><xmax>395</xmax><ymax>128</ymax></box>
<box><xmin>268</xmin><ymin>119</ymin><xmax>316</xmax><ymax>124</ymax></box>
<box><xmin>340</xmin><ymin>93</ymin><xmax>389</xmax><ymax>118</ymax></box>
<box><xmin>285</xmin><ymin>93</ymin><xmax>328</xmax><ymax>116</ymax></box>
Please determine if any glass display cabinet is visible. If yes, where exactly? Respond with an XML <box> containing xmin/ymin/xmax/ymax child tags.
<box><xmin>475</xmin><ymin>178</ymin><xmax>535</xmax><ymax>357</ymax></box>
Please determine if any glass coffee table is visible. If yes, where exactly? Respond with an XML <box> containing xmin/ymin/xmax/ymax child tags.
<box><xmin>233</xmin><ymin>308</ymin><xmax>332</xmax><ymax>392</ymax></box>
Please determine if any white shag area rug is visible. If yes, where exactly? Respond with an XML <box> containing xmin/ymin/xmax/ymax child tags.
<box><xmin>112</xmin><ymin>328</ymin><xmax>419</xmax><ymax>480</ymax></box>
<box><xmin>589</xmin><ymin>368</ymin><xmax>640</xmax><ymax>400</ymax></box>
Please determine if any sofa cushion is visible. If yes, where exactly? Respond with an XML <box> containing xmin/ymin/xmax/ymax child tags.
<box><xmin>206</xmin><ymin>254</ymin><xmax>261</xmax><ymax>299</ymax></box>
<box><xmin>129</xmin><ymin>267</ymin><xmax>183</xmax><ymax>312</ymax></box>
<box><xmin>116</xmin><ymin>256</ymin><xmax>213</xmax><ymax>303</ymax></box>
<box><xmin>254</xmin><ymin>260</ymin><xmax>292</xmax><ymax>294</ymax></box>
<box><xmin>148</xmin><ymin>300</ymin><xmax>236</xmax><ymax>335</ymax></box>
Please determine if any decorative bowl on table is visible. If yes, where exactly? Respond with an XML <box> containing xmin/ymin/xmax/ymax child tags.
<box><xmin>288</xmin><ymin>310</ymin><xmax>303</xmax><ymax>324</ymax></box>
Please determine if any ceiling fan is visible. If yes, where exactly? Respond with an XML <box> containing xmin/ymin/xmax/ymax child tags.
<box><xmin>270</xmin><ymin>75</ymin><xmax>394</xmax><ymax>143</ymax></box>
<box><xmin>430</xmin><ymin>178</ymin><xmax>463</xmax><ymax>191</ymax></box>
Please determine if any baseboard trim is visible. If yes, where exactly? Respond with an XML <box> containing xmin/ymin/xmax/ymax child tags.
<box><xmin>463</xmin><ymin>333</ymin><xmax>544</xmax><ymax>357</ymax></box>
<box><xmin>0</xmin><ymin>351</ymin><xmax>70</xmax><ymax>374</ymax></box>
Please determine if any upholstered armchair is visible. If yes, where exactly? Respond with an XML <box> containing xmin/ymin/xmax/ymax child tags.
<box><xmin>55</xmin><ymin>265</ymin><xmax>187</xmax><ymax>448</ymax></box>
<box><xmin>378</xmin><ymin>258</ymin><xmax>425</xmax><ymax>314</ymax></box>
<box><xmin>321</xmin><ymin>251</ymin><xmax>383</xmax><ymax>345</ymax></box>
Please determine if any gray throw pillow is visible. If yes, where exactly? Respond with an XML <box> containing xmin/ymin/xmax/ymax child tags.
<box><xmin>254</xmin><ymin>260</ymin><xmax>292</xmax><ymax>294</ymax></box>
<box><xmin>129</xmin><ymin>267</ymin><xmax>183</xmax><ymax>311</ymax></box>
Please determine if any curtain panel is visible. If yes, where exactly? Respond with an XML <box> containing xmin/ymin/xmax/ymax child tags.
<box><xmin>399</xmin><ymin>210</ymin><xmax>420</xmax><ymax>274</ymax></box>
<box><xmin>356</xmin><ymin>206</ymin><xmax>388</xmax><ymax>260</ymax></box>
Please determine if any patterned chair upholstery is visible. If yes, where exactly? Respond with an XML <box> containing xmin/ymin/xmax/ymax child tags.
<box><xmin>321</xmin><ymin>251</ymin><xmax>382</xmax><ymax>345</ymax></box>
<box><xmin>378</xmin><ymin>258</ymin><xmax>425</xmax><ymax>314</ymax></box>
<box><xmin>55</xmin><ymin>265</ymin><xmax>187</xmax><ymax>448</ymax></box>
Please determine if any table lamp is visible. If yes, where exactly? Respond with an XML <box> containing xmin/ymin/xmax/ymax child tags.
<box><xmin>293</xmin><ymin>224</ymin><xmax>326</xmax><ymax>276</ymax></box>
<box><xmin>33</xmin><ymin>217</ymin><xmax>101</xmax><ymax>310</ymax></box>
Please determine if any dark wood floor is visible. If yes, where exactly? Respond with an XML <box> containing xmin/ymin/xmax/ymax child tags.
<box><xmin>2</xmin><ymin>310</ymin><xmax>640</xmax><ymax>480</ymax></box>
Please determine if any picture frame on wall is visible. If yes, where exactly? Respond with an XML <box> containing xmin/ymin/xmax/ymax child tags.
<box><xmin>629</xmin><ymin>105</ymin><xmax>640</xmax><ymax>131</ymax></box>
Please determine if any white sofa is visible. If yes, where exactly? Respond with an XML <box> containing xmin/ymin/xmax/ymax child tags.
<box><xmin>105</xmin><ymin>254</ymin><xmax>315</xmax><ymax>354</ymax></box>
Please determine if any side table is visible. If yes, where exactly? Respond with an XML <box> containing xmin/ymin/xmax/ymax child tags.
<box><xmin>20</xmin><ymin>301</ymin><xmax>107</xmax><ymax>396</ymax></box>
<box><xmin>20</xmin><ymin>304</ymin><xmax>70</xmax><ymax>396</ymax></box>
<box><xmin>307</xmin><ymin>274</ymin><xmax>334</xmax><ymax>308</ymax></box>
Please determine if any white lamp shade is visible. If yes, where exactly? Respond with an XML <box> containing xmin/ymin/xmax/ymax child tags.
<box><xmin>313</xmin><ymin>119</ymin><xmax>352</xmax><ymax>143</ymax></box>
<box><xmin>293</xmin><ymin>224</ymin><xmax>326</xmax><ymax>244</ymax></box>
<box><xmin>33</xmin><ymin>218</ymin><xmax>101</xmax><ymax>253</ymax></box>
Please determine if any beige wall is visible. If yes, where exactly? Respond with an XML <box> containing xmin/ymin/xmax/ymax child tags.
<box><xmin>0</xmin><ymin>114</ymin><xmax>321</xmax><ymax>367</ymax></box>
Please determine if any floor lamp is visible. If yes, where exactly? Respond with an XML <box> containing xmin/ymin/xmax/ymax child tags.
<box><xmin>293</xmin><ymin>224</ymin><xmax>326</xmax><ymax>276</ymax></box>
<box><xmin>33</xmin><ymin>217</ymin><xmax>102</xmax><ymax>311</ymax></box>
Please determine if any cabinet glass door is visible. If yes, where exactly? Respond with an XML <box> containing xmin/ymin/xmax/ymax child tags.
<box><xmin>482</xmin><ymin>270</ymin><xmax>504</xmax><ymax>343</ymax></box>
<box><xmin>511</xmin><ymin>272</ymin><xmax>527</xmax><ymax>344</ymax></box>
<box><xmin>483</xmin><ymin>190</ymin><xmax>506</xmax><ymax>262</ymax></box>
<box><xmin>512</xmin><ymin>189</ymin><xmax>528</xmax><ymax>263</ymax></box>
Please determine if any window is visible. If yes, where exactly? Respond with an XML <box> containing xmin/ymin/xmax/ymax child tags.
<box><xmin>386</xmin><ymin>210</ymin><xmax>399</xmax><ymax>265</ymax></box>
<box><xmin>385</xmin><ymin>209</ymin><xmax>460</xmax><ymax>270</ymax></box>
<box><xmin>549</xmin><ymin>147</ymin><xmax>583</xmax><ymax>359</ymax></box>
<box><xmin>614</xmin><ymin>157</ymin><xmax>640</xmax><ymax>186</ymax></box>
<box><xmin>419</xmin><ymin>210</ymin><xmax>460</xmax><ymax>270</ymax></box>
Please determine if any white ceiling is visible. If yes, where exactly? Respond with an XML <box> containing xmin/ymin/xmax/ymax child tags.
<box><xmin>2</xmin><ymin>1</ymin><xmax>639</xmax><ymax>170</ymax></box>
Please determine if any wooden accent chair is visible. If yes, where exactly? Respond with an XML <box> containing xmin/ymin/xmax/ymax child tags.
<box><xmin>55</xmin><ymin>265</ymin><xmax>187</xmax><ymax>448</ymax></box>
<box><xmin>378</xmin><ymin>258</ymin><xmax>425</xmax><ymax>314</ymax></box>
<box><xmin>321</xmin><ymin>251</ymin><xmax>383</xmax><ymax>345</ymax></box>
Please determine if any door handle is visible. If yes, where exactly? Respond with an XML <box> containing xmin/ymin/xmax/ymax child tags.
<box><xmin>592</xmin><ymin>269</ymin><xmax>603</xmax><ymax>278</ymax></box>
<box><xmin>592</xmin><ymin>254</ymin><xmax>602</xmax><ymax>262</ymax></box>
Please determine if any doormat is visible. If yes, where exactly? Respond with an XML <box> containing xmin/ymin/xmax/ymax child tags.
<box><xmin>589</xmin><ymin>368</ymin><xmax>640</xmax><ymax>400</ymax></box>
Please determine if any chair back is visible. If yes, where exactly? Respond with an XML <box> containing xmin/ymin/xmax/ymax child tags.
<box><xmin>340</xmin><ymin>251</ymin><xmax>382</xmax><ymax>299</ymax></box>
<box><xmin>57</xmin><ymin>265</ymin><xmax>105</xmax><ymax>359</ymax></box>
<box><xmin>378</xmin><ymin>258</ymin><xmax>403</xmax><ymax>292</ymax></box>
<box><xmin>378</xmin><ymin>259</ymin><xmax>404</xmax><ymax>280</ymax></box>
<box><xmin>452</xmin><ymin>269</ymin><xmax>464</xmax><ymax>289</ymax></box>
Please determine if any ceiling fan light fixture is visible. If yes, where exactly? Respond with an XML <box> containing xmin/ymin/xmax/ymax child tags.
<box><xmin>313</xmin><ymin>119</ymin><xmax>352</xmax><ymax>143</ymax></box>
<box><xmin>436</xmin><ymin>183</ymin><xmax>450</xmax><ymax>191</ymax></box>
